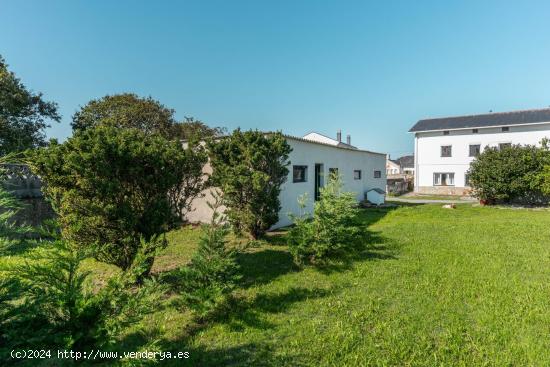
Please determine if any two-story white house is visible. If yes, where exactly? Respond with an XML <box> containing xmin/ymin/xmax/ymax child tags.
<box><xmin>409</xmin><ymin>108</ymin><xmax>550</xmax><ymax>195</ymax></box>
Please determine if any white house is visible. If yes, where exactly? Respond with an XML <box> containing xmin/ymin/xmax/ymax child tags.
<box><xmin>187</xmin><ymin>131</ymin><xmax>386</xmax><ymax>229</ymax></box>
<box><xmin>386</xmin><ymin>158</ymin><xmax>400</xmax><ymax>175</ymax></box>
<box><xmin>409</xmin><ymin>108</ymin><xmax>550</xmax><ymax>195</ymax></box>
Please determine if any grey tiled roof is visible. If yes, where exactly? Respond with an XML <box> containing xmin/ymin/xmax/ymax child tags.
<box><xmin>409</xmin><ymin>108</ymin><xmax>550</xmax><ymax>132</ymax></box>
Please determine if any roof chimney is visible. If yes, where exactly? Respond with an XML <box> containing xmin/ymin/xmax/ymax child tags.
<box><xmin>346</xmin><ymin>134</ymin><xmax>351</xmax><ymax>145</ymax></box>
<box><xmin>337</xmin><ymin>130</ymin><xmax>342</xmax><ymax>142</ymax></box>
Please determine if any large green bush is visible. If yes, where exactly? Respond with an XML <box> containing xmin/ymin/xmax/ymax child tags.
<box><xmin>29</xmin><ymin>126</ymin><xmax>207</xmax><ymax>275</ymax></box>
<box><xmin>287</xmin><ymin>173</ymin><xmax>365</xmax><ymax>265</ymax></box>
<box><xmin>468</xmin><ymin>143</ymin><xmax>550</xmax><ymax>204</ymax></box>
<box><xmin>208</xmin><ymin>130</ymin><xmax>291</xmax><ymax>239</ymax></box>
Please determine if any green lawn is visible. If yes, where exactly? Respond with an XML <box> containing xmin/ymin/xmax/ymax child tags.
<box><xmin>110</xmin><ymin>204</ymin><xmax>550</xmax><ymax>366</ymax></box>
<box><xmin>7</xmin><ymin>204</ymin><xmax>550</xmax><ymax>366</ymax></box>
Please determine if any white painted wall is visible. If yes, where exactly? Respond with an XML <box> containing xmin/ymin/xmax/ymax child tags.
<box><xmin>415</xmin><ymin>122</ymin><xmax>550</xmax><ymax>190</ymax></box>
<box><xmin>186</xmin><ymin>136</ymin><xmax>387</xmax><ymax>229</ymax></box>
<box><xmin>275</xmin><ymin>137</ymin><xmax>386</xmax><ymax>228</ymax></box>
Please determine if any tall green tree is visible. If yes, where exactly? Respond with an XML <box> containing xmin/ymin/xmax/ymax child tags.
<box><xmin>0</xmin><ymin>55</ymin><xmax>60</xmax><ymax>154</ymax></box>
<box><xmin>29</xmin><ymin>126</ymin><xmax>208</xmax><ymax>275</ymax></box>
<box><xmin>71</xmin><ymin>94</ymin><xmax>224</xmax><ymax>140</ymax></box>
<box><xmin>171</xmin><ymin>117</ymin><xmax>226</xmax><ymax>141</ymax></box>
<box><xmin>71</xmin><ymin>93</ymin><xmax>176</xmax><ymax>136</ymax></box>
<box><xmin>208</xmin><ymin>130</ymin><xmax>291</xmax><ymax>238</ymax></box>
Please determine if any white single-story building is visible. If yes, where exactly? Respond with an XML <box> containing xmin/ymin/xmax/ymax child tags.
<box><xmin>186</xmin><ymin>131</ymin><xmax>387</xmax><ymax>229</ymax></box>
<box><xmin>409</xmin><ymin>108</ymin><xmax>550</xmax><ymax>195</ymax></box>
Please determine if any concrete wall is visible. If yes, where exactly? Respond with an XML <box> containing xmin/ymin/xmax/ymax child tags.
<box><xmin>186</xmin><ymin>137</ymin><xmax>387</xmax><ymax>229</ymax></box>
<box><xmin>414</xmin><ymin>122</ymin><xmax>550</xmax><ymax>194</ymax></box>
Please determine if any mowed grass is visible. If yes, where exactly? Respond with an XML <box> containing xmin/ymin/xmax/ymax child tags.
<box><xmin>5</xmin><ymin>204</ymin><xmax>550</xmax><ymax>366</ymax></box>
<box><xmin>112</xmin><ymin>204</ymin><xmax>550</xmax><ymax>366</ymax></box>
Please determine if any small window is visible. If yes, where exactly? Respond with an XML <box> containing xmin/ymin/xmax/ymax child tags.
<box><xmin>502</xmin><ymin>126</ymin><xmax>509</xmax><ymax>132</ymax></box>
<box><xmin>293</xmin><ymin>165</ymin><xmax>307</xmax><ymax>183</ymax></box>
<box><xmin>328</xmin><ymin>168</ymin><xmax>338</xmax><ymax>177</ymax></box>
<box><xmin>469</xmin><ymin>144</ymin><xmax>481</xmax><ymax>157</ymax></box>
<box><xmin>433</xmin><ymin>172</ymin><xmax>455</xmax><ymax>186</ymax></box>
<box><xmin>472</xmin><ymin>129</ymin><xmax>479</xmax><ymax>134</ymax></box>
<box><xmin>465</xmin><ymin>173</ymin><xmax>471</xmax><ymax>187</ymax></box>
<box><xmin>441</xmin><ymin>145</ymin><xmax>452</xmax><ymax>157</ymax></box>
<box><xmin>354</xmin><ymin>170</ymin><xmax>362</xmax><ymax>180</ymax></box>
<box><xmin>374</xmin><ymin>170</ymin><xmax>382</xmax><ymax>178</ymax></box>
<box><xmin>499</xmin><ymin>142</ymin><xmax>512</xmax><ymax>150</ymax></box>
<box><xmin>443</xmin><ymin>130</ymin><xmax>450</xmax><ymax>135</ymax></box>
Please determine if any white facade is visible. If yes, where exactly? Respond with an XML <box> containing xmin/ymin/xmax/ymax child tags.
<box><xmin>276</xmin><ymin>136</ymin><xmax>386</xmax><ymax>228</ymax></box>
<box><xmin>413</xmin><ymin>122</ymin><xmax>550</xmax><ymax>194</ymax></box>
<box><xmin>187</xmin><ymin>134</ymin><xmax>386</xmax><ymax>229</ymax></box>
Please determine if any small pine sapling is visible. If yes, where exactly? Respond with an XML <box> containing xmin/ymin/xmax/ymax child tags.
<box><xmin>178</xmin><ymin>191</ymin><xmax>241</xmax><ymax>317</ymax></box>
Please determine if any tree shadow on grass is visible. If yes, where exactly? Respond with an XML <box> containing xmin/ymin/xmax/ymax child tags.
<box><xmin>115</xmin><ymin>286</ymin><xmax>329</xmax><ymax>366</ymax></box>
<box><xmin>313</xmin><ymin>237</ymin><xmax>401</xmax><ymax>275</ymax></box>
<box><xmin>236</xmin><ymin>247</ymin><xmax>298</xmax><ymax>289</ymax></box>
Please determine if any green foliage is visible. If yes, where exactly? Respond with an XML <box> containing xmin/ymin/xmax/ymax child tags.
<box><xmin>29</xmin><ymin>126</ymin><xmax>207</xmax><ymax>274</ymax></box>
<box><xmin>288</xmin><ymin>173</ymin><xmax>365</xmax><ymax>265</ymax></box>
<box><xmin>177</xmin><ymin>193</ymin><xmax>241</xmax><ymax>317</ymax></box>
<box><xmin>208</xmin><ymin>130</ymin><xmax>291</xmax><ymax>238</ymax></box>
<box><xmin>171</xmin><ymin>116</ymin><xmax>226</xmax><ymax>140</ymax></box>
<box><xmin>0</xmin><ymin>238</ymin><xmax>164</xmax><ymax>353</ymax></box>
<box><xmin>71</xmin><ymin>93</ymin><xmax>176</xmax><ymax>136</ymax></box>
<box><xmin>0</xmin><ymin>55</ymin><xmax>60</xmax><ymax>155</ymax></box>
<box><xmin>468</xmin><ymin>143</ymin><xmax>550</xmax><ymax>204</ymax></box>
<box><xmin>71</xmin><ymin>94</ymin><xmax>224</xmax><ymax>140</ymax></box>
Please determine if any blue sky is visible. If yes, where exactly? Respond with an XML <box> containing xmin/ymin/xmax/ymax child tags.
<box><xmin>2</xmin><ymin>0</ymin><xmax>550</xmax><ymax>157</ymax></box>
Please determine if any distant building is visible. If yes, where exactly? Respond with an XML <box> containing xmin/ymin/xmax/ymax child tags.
<box><xmin>386</xmin><ymin>155</ymin><xmax>414</xmax><ymax>176</ymax></box>
<box><xmin>409</xmin><ymin>108</ymin><xmax>550</xmax><ymax>195</ymax></box>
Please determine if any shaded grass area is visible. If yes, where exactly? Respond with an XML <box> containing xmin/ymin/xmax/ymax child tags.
<box><xmin>7</xmin><ymin>204</ymin><xmax>550</xmax><ymax>366</ymax></box>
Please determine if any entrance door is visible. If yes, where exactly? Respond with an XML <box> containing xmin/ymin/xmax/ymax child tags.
<box><xmin>314</xmin><ymin>164</ymin><xmax>323</xmax><ymax>201</ymax></box>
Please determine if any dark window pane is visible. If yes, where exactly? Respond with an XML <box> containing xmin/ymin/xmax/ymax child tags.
<box><xmin>441</xmin><ymin>145</ymin><xmax>452</xmax><ymax>157</ymax></box>
<box><xmin>354</xmin><ymin>170</ymin><xmax>361</xmax><ymax>180</ymax></box>
<box><xmin>469</xmin><ymin>144</ymin><xmax>481</xmax><ymax>157</ymax></box>
<box><xmin>293</xmin><ymin>165</ymin><xmax>307</xmax><ymax>183</ymax></box>
<box><xmin>374</xmin><ymin>170</ymin><xmax>381</xmax><ymax>178</ymax></box>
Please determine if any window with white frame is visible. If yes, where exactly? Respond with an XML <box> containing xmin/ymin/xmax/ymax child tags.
<box><xmin>374</xmin><ymin>170</ymin><xmax>381</xmax><ymax>178</ymax></box>
<box><xmin>433</xmin><ymin>172</ymin><xmax>455</xmax><ymax>186</ymax></box>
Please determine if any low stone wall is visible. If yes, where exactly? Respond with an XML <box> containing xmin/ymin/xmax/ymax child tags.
<box><xmin>416</xmin><ymin>186</ymin><xmax>473</xmax><ymax>196</ymax></box>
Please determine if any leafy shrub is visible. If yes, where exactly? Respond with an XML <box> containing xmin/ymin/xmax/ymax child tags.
<box><xmin>208</xmin><ymin>130</ymin><xmax>291</xmax><ymax>238</ymax></box>
<box><xmin>468</xmin><ymin>143</ymin><xmax>550</xmax><ymax>204</ymax></box>
<box><xmin>0</xmin><ymin>55</ymin><xmax>60</xmax><ymax>155</ymax></box>
<box><xmin>29</xmin><ymin>126</ymin><xmax>207</xmax><ymax>276</ymax></box>
<box><xmin>0</xmin><ymin>238</ymin><xmax>165</xmax><ymax>354</ymax></box>
<box><xmin>287</xmin><ymin>173</ymin><xmax>365</xmax><ymax>265</ymax></box>
<box><xmin>177</xmin><ymin>193</ymin><xmax>241</xmax><ymax>317</ymax></box>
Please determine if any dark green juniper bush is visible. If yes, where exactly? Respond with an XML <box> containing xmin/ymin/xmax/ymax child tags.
<box><xmin>208</xmin><ymin>129</ymin><xmax>291</xmax><ymax>239</ymax></box>
<box><xmin>29</xmin><ymin>126</ymin><xmax>207</xmax><ymax>278</ymax></box>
